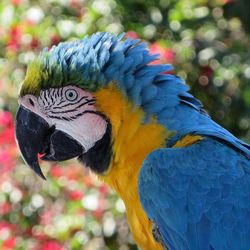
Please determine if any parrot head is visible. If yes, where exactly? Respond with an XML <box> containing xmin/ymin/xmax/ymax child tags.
<box><xmin>16</xmin><ymin>85</ymin><xmax>111</xmax><ymax>179</ymax></box>
<box><xmin>15</xmin><ymin>32</ymin><xmax>171</xmax><ymax>179</ymax></box>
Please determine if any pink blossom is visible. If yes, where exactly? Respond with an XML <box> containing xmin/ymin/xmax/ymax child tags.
<box><xmin>40</xmin><ymin>211</ymin><xmax>54</xmax><ymax>225</ymax></box>
<box><xmin>99</xmin><ymin>184</ymin><xmax>109</xmax><ymax>196</ymax></box>
<box><xmin>93</xmin><ymin>207</ymin><xmax>104</xmax><ymax>219</ymax></box>
<box><xmin>0</xmin><ymin>150</ymin><xmax>16</xmax><ymax>173</ymax></box>
<box><xmin>65</xmin><ymin>166</ymin><xmax>83</xmax><ymax>180</ymax></box>
<box><xmin>7</xmin><ymin>26</ymin><xmax>22</xmax><ymax>53</ymax></box>
<box><xmin>2</xmin><ymin>237</ymin><xmax>16</xmax><ymax>250</ymax></box>
<box><xmin>150</xmin><ymin>42</ymin><xmax>175</xmax><ymax>64</ymax></box>
<box><xmin>126</xmin><ymin>31</ymin><xmax>139</xmax><ymax>39</ymax></box>
<box><xmin>83</xmin><ymin>175</ymin><xmax>93</xmax><ymax>188</ymax></box>
<box><xmin>0</xmin><ymin>202</ymin><xmax>11</xmax><ymax>215</ymax></box>
<box><xmin>30</xmin><ymin>37</ymin><xmax>40</xmax><ymax>49</ymax></box>
<box><xmin>50</xmin><ymin>165</ymin><xmax>63</xmax><ymax>177</ymax></box>
<box><xmin>68</xmin><ymin>190</ymin><xmax>84</xmax><ymax>200</ymax></box>
<box><xmin>0</xmin><ymin>222</ymin><xmax>16</xmax><ymax>232</ymax></box>
<box><xmin>11</xmin><ymin>0</ymin><xmax>23</xmax><ymax>6</ymax></box>
<box><xmin>40</xmin><ymin>240</ymin><xmax>64</xmax><ymax>250</ymax></box>
<box><xmin>0</xmin><ymin>111</ymin><xmax>16</xmax><ymax>172</ymax></box>
<box><xmin>50</xmin><ymin>35</ymin><xmax>61</xmax><ymax>46</ymax></box>
<box><xmin>0</xmin><ymin>111</ymin><xmax>12</xmax><ymax>127</ymax></box>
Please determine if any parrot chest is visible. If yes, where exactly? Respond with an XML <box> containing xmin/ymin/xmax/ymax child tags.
<box><xmin>95</xmin><ymin>85</ymin><xmax>169</xmax><ymax>249</ymax></box>
<box><xmin>95</xmin><ymin>85</ymin><xmax>205</xmax><ymax>249</ymax></box>
<box><xmin>100</xmin><ymin>150</ymin><xmax>164</xmax><ymax>250</ymax></box>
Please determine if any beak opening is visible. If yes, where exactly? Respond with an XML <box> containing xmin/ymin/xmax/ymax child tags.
<box><xmin>15</xmin><ymin>105</ymin><xmax>84</xmax><ymax>180</ymax></box>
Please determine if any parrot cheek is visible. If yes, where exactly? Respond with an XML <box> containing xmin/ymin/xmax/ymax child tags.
<box><xmin>15</xmin><ymin>105</ymin><xmax>84</xmax><ymax>179</ymax></box>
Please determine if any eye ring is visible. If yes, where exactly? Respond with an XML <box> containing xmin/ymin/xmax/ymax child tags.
<box><xmin>65</xmin><ymin>89</ymin><xmax>78</xmax><ymax>101</ymax></box>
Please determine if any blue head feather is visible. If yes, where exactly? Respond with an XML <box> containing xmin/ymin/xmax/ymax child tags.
<box><xmin>21</xmin><ymin>32</ymin><xmax>250</xmax><ymax>158</ymax></box>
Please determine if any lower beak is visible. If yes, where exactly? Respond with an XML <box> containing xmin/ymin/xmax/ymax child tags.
<box><xmin>15</xmin><ymin>106</ymin><xmax>84</xmax><ymax>179</ymax></box>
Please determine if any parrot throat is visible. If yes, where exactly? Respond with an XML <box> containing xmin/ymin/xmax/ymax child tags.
<box><xmin>78</xmin><ymin>120</ymin><xmax>112</xmax><ymax>174</ymax></box>
<box><xmin>94</xmin><ymin>84</ymin><xmax>169</xmax><ymax>250</ymax></box>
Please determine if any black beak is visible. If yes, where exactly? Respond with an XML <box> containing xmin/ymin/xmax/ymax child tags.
<box><xmin>15</xmin><ymin>106</ymin><xmax>84</xmax><ymax>180</ymax></box>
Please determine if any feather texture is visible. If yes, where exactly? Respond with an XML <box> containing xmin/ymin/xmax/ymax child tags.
<box><xmin>139</xmin><ymin>138</ymin><xmax>250</xmax><ymax>250</ymax></box>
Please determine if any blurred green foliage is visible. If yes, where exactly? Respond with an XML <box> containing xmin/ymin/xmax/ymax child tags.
<box><xmin>0</xmin><ymin>0</ymin><xmax>249</xmax><ymax>249</ymax></box>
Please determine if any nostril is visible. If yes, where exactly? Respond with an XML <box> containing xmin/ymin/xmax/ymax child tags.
<box><xmin>29</xmin><ymin>98</ymin><xmax>35</xmax><ymax>107</ymax></box>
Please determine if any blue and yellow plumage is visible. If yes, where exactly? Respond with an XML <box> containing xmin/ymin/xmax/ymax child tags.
<box><xmin>16</xmin><ymin>32</ymin><xmax>250</xmax><ymax>250</ymax></box>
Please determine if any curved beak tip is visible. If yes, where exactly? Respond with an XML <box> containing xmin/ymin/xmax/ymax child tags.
<box><xmin>30</xmin><ymin>161</ymin><xmax>47</xmax><ymax>180</ymax></box>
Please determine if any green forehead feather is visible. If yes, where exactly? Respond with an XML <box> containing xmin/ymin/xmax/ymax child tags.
<box><xmin>20</xmin><ymin>59</ymin><xmax>48</xmax><ymax>96</ymax></box>
<box><xmin>20</xmin><ymin>50</ymin><xmax>88</xmax><ymax>96</ymax></box>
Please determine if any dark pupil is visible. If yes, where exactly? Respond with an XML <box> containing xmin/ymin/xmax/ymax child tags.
<box><xmin>68</xmin><ymin>92</ymin><xmax>73</xmax><ymax>97</ymax></box>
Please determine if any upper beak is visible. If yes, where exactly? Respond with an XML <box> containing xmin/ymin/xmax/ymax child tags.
<box><xmin>15</xmin><ymin>105</ymin><xmax>84</xmax><ymax>180</ymax></box>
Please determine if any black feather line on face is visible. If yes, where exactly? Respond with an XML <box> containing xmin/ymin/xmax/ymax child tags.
<box><xmin>49</xmin><ymin>99</ymin><xmax>95</xmax><ymax>114</ymax></box>
<box><xmin>78</xmin><ymin>120</ymin><xmax>112</xmax><ymax>174</ymax></box>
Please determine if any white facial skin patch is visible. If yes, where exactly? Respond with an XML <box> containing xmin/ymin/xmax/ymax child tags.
<box><xmin>18</xmin><ymin>85</ymin><xmax>108</xmax><ymax>152</ymax></box>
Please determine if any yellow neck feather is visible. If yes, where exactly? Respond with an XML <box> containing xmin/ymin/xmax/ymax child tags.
<box><xmin>94</xmin><ymin>84</ymin><xmax>169</xmax><ymax>250</ymax></box>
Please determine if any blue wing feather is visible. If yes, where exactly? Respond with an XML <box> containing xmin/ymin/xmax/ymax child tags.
<box><xmin>138</xmin><ymin>138</ymin><xmax>250</xmax><ymax>250</ymax></box>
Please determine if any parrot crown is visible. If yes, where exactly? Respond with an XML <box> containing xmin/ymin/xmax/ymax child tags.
<box><xmin>20</xmin><ymin>32</ymin><xmax>172</xmax><ymax>102</ymax></box>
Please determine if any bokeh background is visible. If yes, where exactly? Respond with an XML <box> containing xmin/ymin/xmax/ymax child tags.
<box><xmin>0</xmin><ymin>0</ymin><xmax>250</xmax><ymax>249</ymax></box>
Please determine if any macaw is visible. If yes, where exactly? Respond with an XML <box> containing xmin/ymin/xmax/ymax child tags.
<box><xmin>15</xmin><ymin>32</ymin><xmax>250</xmax><ymax>250</ymax></box>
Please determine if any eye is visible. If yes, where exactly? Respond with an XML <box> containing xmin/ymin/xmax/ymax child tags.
<box><xmin>65</xmin><ymin>89</ymin><xmax>78</xmax><ymax>101</ymax></box>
